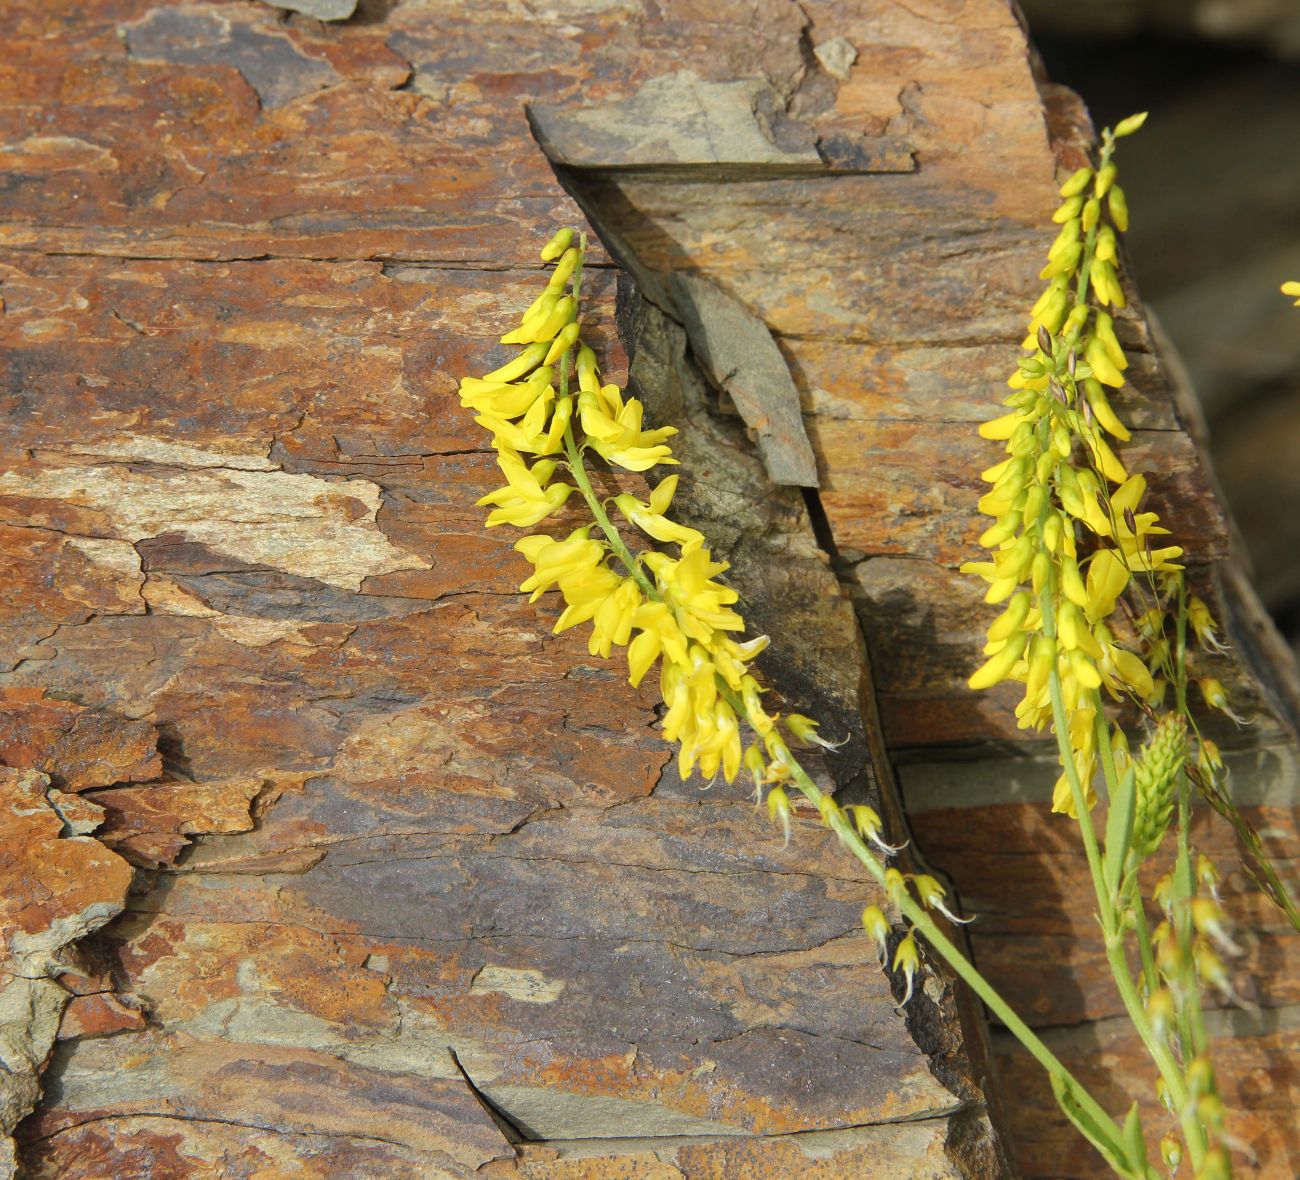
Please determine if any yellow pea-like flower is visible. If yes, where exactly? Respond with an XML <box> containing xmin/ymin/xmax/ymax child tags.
<box><xmin>968</xmin><ymin>629</ymin><xmax>1028</xmax><ymax>690</ymax></box>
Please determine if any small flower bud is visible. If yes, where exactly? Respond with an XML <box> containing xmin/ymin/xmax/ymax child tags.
<box><xmin>1112</xmin><ymin>111</ymin><xmax>1148</xmax><ymax>138</ymax></box>
<box><xmin>884</xmin><ymin>867</ymin><xmax>909</xmax><ymax>905</ymax></box>
<box><xmin>913</xmin><ymin>873</ymin><xmax>973</xmax><ymax>924</ymax></box>
<box><xmin>744</xmin><ymin>743</ymin><xmax>765</xmax><ymax>788</ymax></box>
<box><xmin>766</xmin><ymin>786</ymin><xmax>792</xmax><ymax>846</ymax></box>
<box><xmin>891</xmin><ymin>929</ymin><xmax>920</xmax><ymax>1006</ymax></box>
<box><xmin>1192</xmin><ymin>898</ymin><xmax>1243</xmax><ymax>957</ymax></box>
<box><xmin>1194</xmin><ymin>1146</ymin><xmax>1231</xmax><ymax>1180</ymax></box>
<box><xmin>540</xmin><ymin>226</ymin><xmax>574</xmax><ymax>261</ymax></box>
<box><xmin>1196</xmin><ymin>853</ymin><xmax>1222</xmax><ymax>900</ymax></box>
<box><xmin>1058</xmin><ymin>165</ymin><xmax>1093</xmax><ymax>197</ymax></box>
<box><xmin>846</xmin><ymin>804</ymin><xmax>904</xmax><ymax>855</ymax></box>
<box><xmin>1158</xmin><ymin>1132</ymin><xmax>1182</xmax><ymax>1174</ymax></box>
<box><xmin>861</xmin><ymin>903</ymin><xmax>890</xmax><ymax>961</ymax></box>
<box><xmin>1146</xmin><ymin>987</ymin><xmax>1175</xmax><ymax>1039</ymax></box>
<box><xmin>1108</xmin><ymin>184</ymin><xmax>1130</xmax><ymax>232</ymax></box>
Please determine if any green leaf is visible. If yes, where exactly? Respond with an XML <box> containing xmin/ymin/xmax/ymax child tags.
<box><xmin>1121</xmin><ymin>1101</ymin><xmax>1150</xmax><ymax>1172</ymax></box>
<box><xmin>1049</xmin><ymin>1071</ymin><xmax>1139</xmax><ymax>1179</ymax></box>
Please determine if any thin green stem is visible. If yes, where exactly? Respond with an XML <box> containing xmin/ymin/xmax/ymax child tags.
<box><xmin>558</xmin><ymin>235</ymin><xmax>657</xmax><ymax>600</ymax></box>
<box><xmin>1043</xmin><ymin>589</ymin><xmax>1206</xmax><ymax>1167</ymax></box>
<box><xmin>781</xmin><ymin>757</ymin><xmax>1126</xmax><ymax>1141</ymax></box>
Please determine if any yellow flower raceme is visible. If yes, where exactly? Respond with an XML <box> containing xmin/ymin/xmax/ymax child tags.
<box><xmin>459</xmin><ymin>227</ymin><xmax>823</xmax><ymax>800</ymax></box>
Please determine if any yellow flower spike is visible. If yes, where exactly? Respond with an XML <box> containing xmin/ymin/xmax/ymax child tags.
<box><xmin>1084</xmin><ymin>336</ymin><xmax>1124</xmax><ymax>388</ymax></box>
<box><xmin>1068</xmin><ymin>648</ymin><xmax>1102</xmax><ymax>690</ymax></box>
<box><xmin>517</xmin><ymin>525</ymin><xmax>604</xmax><ymax>596</ymax></box>
<box><xmin>1106</xmin><ymin>646</ymin><xmax>1155</xmax><ymax>701</ymax></box>
<box><xmin>1094</xmin><ymin>223</ymin><xmax>1117</xmax><ymax>263</ymax></box>
<box><xmin>1030</xmin><ymin>549</ymin><xmax>1051</xmax><ymax>595</ymax></box>
<box><xmin>986</xmin><ymin>590</ymin><xmax>1031</xmax><ymax>643</ymax></box>
<box><xmin>539</xmin><ymin>226</ymin><xmax>574</xmax><ymax>261</ymax></box>
<box><xmin>913</xmin><ymin>874</ymin><xmax>972</xmax><ymax>924</ymax></box>
<box><xmin>1088</xmin><ymin>431</ymin><xmax>1129</xmax><ymax>484</ymax></box>
<box><xmin>1283</xmin><ymin>280</ymin><xmax>1300</xmax><ymax>306</ymax></box>
<box><xmin>978</xmin><ymin>511</ymin><xmax>1022</xmax><ymax>549</ymax></box>
<box><xmin>586</xmin><ymin>576</ymin><xmax>643</xmax><ymax>657</ymax></box>
<box><xmin>1093</xmin><ymin>162</ymin><xmax>1118</xmax><ymax>198</ymax></box>
<box><xmin>1041</xmin><ymin>510</ymin><xmax>1064</xmax><ymax>553</ymax></box>
<box><xmin>614</xmin><ymin>481</ymin><xmax>706</xmax><ymax>552</ymax></box>
<box><xmin>1024</xmin><ymin>635</ymin><xmax>1055</xmax><ymax>700</ymax></box>
<box><xmin>1083</xmin><ymin>549</ymin><xmax>1130</xmax><ymax>622</ymax></box>
<box><xmin>967</xmin><ymin>629</ymin><xmax>1028</xmax><ymax>690</ymax></box>
<box><xmin>1059</xmin><ymin>166</ymin><xmax>1094</xmax><ymax>197</ymax></box>
<box><xmin>766</xmin><ymin>785</ymin><xmax>792</xmax><ymax>846</ymax></box>
<box><xmin>1059</xmin><ymin>556</ymin><xmax>1088</xmax><ymax>608</ymax></box>
<box><xmin>861</xmin><ymin>904</ymin><xmax>891</xmax><ymax>963</ymax></box>
<box><xmin>978</xmin><ymin>410</ymin><xmax>1025</xmax><ymax>440</ymax></box>
<box><xmin>891</xmin><ymin>930</ymin><xmax>920</xmax><ymax>1006</ymax></box>
<box><xmin>544</xmin><ymin>246</ymin><xmax>581</xmax><ymax>290</ymax></box>
<box><xmin>1092</xmin><ymin>311</ymin><xmax>1128</xmax><ymax>369</ymax></box>
<box><xmin>1047</xmin><ymin>219</ymin><xmax>1081</xmax><ymax>262</ymax></box>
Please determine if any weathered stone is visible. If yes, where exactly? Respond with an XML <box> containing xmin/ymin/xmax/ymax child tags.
<box><xmin>0</xmin><ymin>769</ymin><xmax>134</xmax><ymax>1174</ymax></box>
<box><xmin>668</xmin><ymin>273</ymin><xmax>819</xmax><ymax>487</ymax></box>
<box><xmin>0</xmin><ymin>689</ymin><xmax>161</xmax><ymax>791</ymax></box>
<box><xmin>263</xmin><ymin>0</ymin><xmax>358</xmax><ymax>21</ymax></box>
<box><xmin>0</xmin><ymin>0</ymin><xmax>1292</xmax><ymax>1176</ymax></box>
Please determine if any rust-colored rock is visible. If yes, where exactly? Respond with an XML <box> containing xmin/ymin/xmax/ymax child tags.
<box><xmin>0</xmin><ymin>768</ymin><xmax>134</xmax><ymax>1175</ymax></box>
<box><xmin>1</xmin><ymin>0</ymin><xmax>1293</xmax><ymax>1177</ymax></box>
<box><xmin>0</xmin><ymin>688</ymin><xmax>161</xmax><ymax>791</ymax></box>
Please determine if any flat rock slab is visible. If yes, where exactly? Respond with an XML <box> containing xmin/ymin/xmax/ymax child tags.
<box><xmin>2</xmin><ymin>0</ymin><xmax>1289</xmax><ymax>1177</ymax></box>
<box><xmin>0</xmin><ymin>3</ymin><xmax>1004</xmax><ymax>1175</ymax></box>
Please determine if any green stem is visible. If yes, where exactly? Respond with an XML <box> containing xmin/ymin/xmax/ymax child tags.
<box><xmin>558</xmin><ymin>235</ymin><xmax>657</xmax><ymax>600</ymax></box>
<box><xmin>1043</xmin><ymin>591</ymin><xmax>1207</xmax><ymax>1168</ymax></box>
<box><xmin>553</xmin><ymin>224</ymin><xmax>1137</xmax><ymax>1175</ymax></box>
<box><xmin>781</xmin><ymin>757</ymin><xmax>1127</xmax><ymax>1144</ymax></box>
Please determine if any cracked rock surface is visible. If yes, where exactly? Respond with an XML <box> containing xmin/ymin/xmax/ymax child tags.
<box><xmin>3</xmin><ymin>0</ymin><xmax>1293</xmax><ymax>1177</ymax></box>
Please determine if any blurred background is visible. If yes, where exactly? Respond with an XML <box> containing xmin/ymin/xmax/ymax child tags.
<box><xmin>1021</xmin><ymin>0</ymin><xmax>1300</xmax><ymax>659</ymax></box>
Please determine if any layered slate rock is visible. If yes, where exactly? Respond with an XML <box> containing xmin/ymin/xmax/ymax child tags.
<box><xmin>2</xmin><ymin>0</ymin><xmax>1294</xmax><ymax>1177</ymax></box>
<box><xmin>0</xmin><ymin>2</ymin><xmax>1006</xmax><ymax>1177</ymax></box>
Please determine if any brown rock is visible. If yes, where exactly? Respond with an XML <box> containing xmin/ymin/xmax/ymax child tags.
<box><xmin>0</xmin><ymin>769</ymin><xmax>133</xmax><ymax>1172</ymax></box>
<box><xmin>0</xmin><ymin>688</ymin><xmax>161</xmax><ymax>791</ymax></box>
